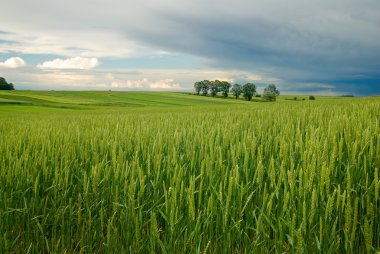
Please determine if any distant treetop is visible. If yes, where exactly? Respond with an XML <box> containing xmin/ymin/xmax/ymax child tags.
<box><xmin>0</xmin><ymin>77</ymin><xmax>15</xmax><ymax>90</ymax></box>
<box><xmin>263</xmin><ymin>84</ymin><xmax>279</xmax><ymax>101</ymax></box>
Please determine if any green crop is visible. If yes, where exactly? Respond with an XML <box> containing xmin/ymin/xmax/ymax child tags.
<box><xmin>0</xmin><ymin>92</ymin><xmax>379</xmax><ymax>253</ymax></box>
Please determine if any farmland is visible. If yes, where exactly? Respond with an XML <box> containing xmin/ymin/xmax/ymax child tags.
<box><xmin>0</xmin><ymin>91</ymin><xmax>379</xmax><ymax>253</ymax></box>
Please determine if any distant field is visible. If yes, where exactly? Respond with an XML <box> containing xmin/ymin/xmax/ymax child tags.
<box><xmin>0</xmin><ymin>91</ymin><xmax>247</xmax><ymax>111</ymax></box>
<box><xmin>0</xmin><ymin>91</ymin><xmax>379</xmax><ymax>253</ymax></box>
<box><xmin>0</xmin><ymin>90</ymin><xmax>350</xmax><ymax>111</ymax></box>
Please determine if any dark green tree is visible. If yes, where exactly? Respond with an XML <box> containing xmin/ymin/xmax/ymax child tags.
<box><xmin>194</xmin><ymin>81</ymin><xmax>201</xmax><ymax>95</ymax></box>
<box><xmin>200</xmin><ymin>80</ymin><xmax>210</xmax><ymax>96</ymax></box>
<box><xmin>213</xmin><ymin>80</ymin><xmax>223</xmax><ymax>94</ymax></box>
<box><xmin>231</xmin><ymin>84</ymin><xmax>242</xmax><ymax>99</ymax></box>
<box><xmin>220</xmin><ymin>81</ymin><xmax>231</xmax><ymax>97</ymax></box>
<box><xmin>0</xmin><ymin>77</ymin><xmax>15</xmax><ymax>90</ymax></box>
<box><xmin>209</xmin><ymin>80</ymin><xmax>219</xmax><ymax>97</ymax></box>
<box><xmin>242</xmin><ymin>83</ymin><xmax>256</xmax><ymax>101</ymax></box>
<box><xmin>263</xmin><ymin>84</ymin><xmax>280</xmax><ymax>101</ymax></box>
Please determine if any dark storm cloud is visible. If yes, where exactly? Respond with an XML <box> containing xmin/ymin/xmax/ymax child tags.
<box><xmin>122</xmin><ymin>0</ymin><xmax>380</xmax><ymax>94</ymax></box>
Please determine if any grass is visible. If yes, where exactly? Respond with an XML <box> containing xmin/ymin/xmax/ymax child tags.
<box><xmin>0</xmin><ymin>91</ymin><xmax>379</xmax><ymax>253</ymax></box>
<box><xmin>0</xmin><ymin>91</ymin><xmax>247</xmax><ymax>111</ymax></box>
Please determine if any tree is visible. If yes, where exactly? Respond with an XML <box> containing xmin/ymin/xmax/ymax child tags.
<box><xmin>213</xmin><ymin>80</ymin><xmax>222</xmax><ymax>93</ymax></box>
<box><xmin>220</xmin><ymin>81</ymin><xmax>231</xmax><ymax>97</ymax></box>
<box><xmin>200</xmin><ymin>80</ymin><xmax>210</xmax><ymax>96</ymax></box>
<box><xmin>231</xmin><ymin>84</ymin><xmax>242</xmax><ymax>99</ymax></box>
<box><xmin>209</xmin><ymin>80</ymin><xmax>219</xmax><ymax>97</ymax></box>
<box><xmin>309</xmin><ymin>95</ymin><xmax>316</xmax><ymax>100</ymax></box>
<box><xmin>194</xmin><ymin>81</ymin><xmax>201</xmax><ymax>95</ymax></box>
<box><xmin>242</xmin><ymin>83</ymin><xmax>256</xmax><ymax>101</ymax></box>
<box><xmin>263</xmin><ymin>84</ymin><xmax>280</xmax><ymax>101</ymax></box>
<box><xmin>0</xmin><ymin>77</ymin><xmax>15</xmax><ymax>90</ymax></box>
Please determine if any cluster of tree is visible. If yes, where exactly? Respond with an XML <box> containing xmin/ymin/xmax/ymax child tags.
<box><xmin>0</xmin><ymin>77</ymin><xmax>15</xmax><ymax>90</ymax></box>
<box><xmin>194</xmin><ymin>80</ymin><xmax>280</xmax><ymax>101</ymax></box>
<box><xmin>194</xmin><ymin>80</ymin><xmax>232</xmax><ymax>97</ymax></box>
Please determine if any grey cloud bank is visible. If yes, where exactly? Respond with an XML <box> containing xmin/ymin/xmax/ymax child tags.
<box><xmin>1</xmin><ymin>0</ymin><xmax>379</xmax><ymax>95</ymax></box>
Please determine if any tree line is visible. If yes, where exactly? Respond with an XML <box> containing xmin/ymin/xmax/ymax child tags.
<box><xmin>0</xmin><ymin>77</ymin><xmax>15</xmax><ymax>90</ymax></box>
<box><xmin>194</xmin><ymin>80</ymin><xmax>280</xmax><ymax>101</ymax></box>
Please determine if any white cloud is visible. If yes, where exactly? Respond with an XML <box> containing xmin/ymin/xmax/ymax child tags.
<box><xmin>96</xmin><ymin>74</ymin><xmax>184</xmax><ymax>90</ymax></box>
<box><xmin>31</xmin><ymin>71</ymin><xmax>97</xmax><ymax>88</ymax></box>
<box><xmin>110</xmin><ymin>79</ymin><xmax>145</xmax><ymax>89</ymax></box>
<box><xmin>202</xmin><ymin>70</ymin><xmax>270</xmax><ymax>84</ymax></box>
<box><xmin>37</xmin><ymin>57</ymin><xmax>99</xmax><ymax>70</ymax></box>
<box><xmin>0</xmin><ymin>57</ymin><xmax>26</xmax><ymax>68</ymax></box>
<box><xmin>96</xmin><ymin>74</ymin><xmax>145</xmax><ymax>89</ymax></box>
<box><xmin>32</xmin><ymin>71</ymin><xmax>95</xmax><ymax>82</ymax></box>
<box><xmin>149</xmin><ymin>79</ymin><xmax>182</xmax><ymax>89</ymax></box>
<box><xmin>0</xmin><ymin>29</ymin><xmax>138</xmax><ymax>58</ymax></box>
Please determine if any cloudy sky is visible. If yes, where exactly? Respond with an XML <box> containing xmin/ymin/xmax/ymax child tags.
<box><xmin>1</xmin><ymin>0</ymin><xmax>379</xmax><ymax>95</ymax></box>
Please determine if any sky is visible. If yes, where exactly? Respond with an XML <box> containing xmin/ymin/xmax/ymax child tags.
<box><xmin>1</xmin><ymin>0</ymin><xmax>379</xmax><ymax>95</ymax></box>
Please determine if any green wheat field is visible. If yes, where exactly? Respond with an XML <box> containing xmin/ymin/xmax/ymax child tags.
<box><xmin>1</xmin><ymin>91</ymin><xmax>379</xmax><ymax>253</ymax></box>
